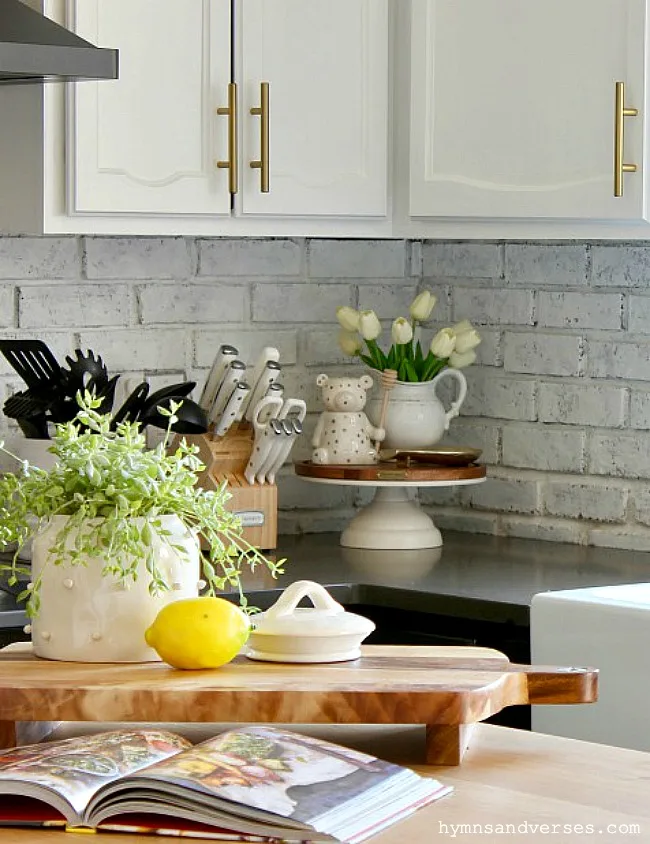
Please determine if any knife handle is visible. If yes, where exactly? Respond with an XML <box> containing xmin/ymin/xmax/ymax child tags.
<box><xmin>214</xmin><ymin>381</ymin><xmax>250</xmax><ymax>437</ymax></box>
<box><xmin>244</xmin><ymin>361</ymin><xmax>282</xmax><ymax>422</ymax></box>
<box><xmin>199</xmin><ymin>344</ymin><xmax>239</xmax><ymax>411</ymax></box>
<box><xmin>208</xmin><ymin>360</ymin><xmax>246</xmax><ymax>426</ymax></box>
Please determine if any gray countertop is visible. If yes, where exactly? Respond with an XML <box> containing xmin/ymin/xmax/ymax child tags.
<box><xmin>3</xmin><ymin>531</ymin><xmax>650</xmax><ymax>629</ymax></box>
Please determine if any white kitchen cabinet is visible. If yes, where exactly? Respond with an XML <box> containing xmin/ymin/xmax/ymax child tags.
<box><xmin>409</xmin><ymin>0</ymin><xmax>648</xmax><ymax>222</ymax></box>
<box><xmin>237</xmin><ymin>0</ymin><xmax>387</xmax><ymax>217</ymax></box>
<box><xmin>69</xmin><ymin>0</ymin><xmax>388</xmax><ymax>222</ymax></box>
<box><xmin>70</xmin><ymin>0</ymin><xmax>231</xmax><ymax>217</ymax></box>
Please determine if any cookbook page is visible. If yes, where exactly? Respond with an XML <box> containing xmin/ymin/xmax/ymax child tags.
<box><xmin>0</xmin><ymin>729</ymin><xmax>191</xmax><ymax>817</ymax></box>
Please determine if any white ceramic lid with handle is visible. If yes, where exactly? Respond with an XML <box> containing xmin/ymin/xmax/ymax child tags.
<box><xmin>245</xmin><ymin>580</ymin><xmax>375</xmax><ymax>663</ymax></box>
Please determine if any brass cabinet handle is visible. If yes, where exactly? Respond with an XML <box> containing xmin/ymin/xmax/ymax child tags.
<box><xmin>614</xmin><ymin>81</ymin><xmax>638</xmax><ymax>197</ymax></box>
<box><xmin>250</xmin><ymin>81</ymin><xmax>270</xmax><ymax>193</ymax></box>
<box><xmin>216</xmin><ymin>82</ymin><xmax>238</xmax><ymax>195</ymax></box>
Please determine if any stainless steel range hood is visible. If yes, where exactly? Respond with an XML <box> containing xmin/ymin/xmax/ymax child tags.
<box><xmin>0</xmin><ymin>0</ymin><xmax>118</xmax><ymax>83</ymax></box>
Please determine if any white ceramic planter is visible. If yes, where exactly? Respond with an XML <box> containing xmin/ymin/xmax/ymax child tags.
<box><xmin>366</xmin><ymin>368</ymin><xmax>467</xmax><ymax>450</ymax></box>
<box><xmin>30</xmin><ymin>514</ymin><xmax>200</xmax><ymax>663</ymax></box>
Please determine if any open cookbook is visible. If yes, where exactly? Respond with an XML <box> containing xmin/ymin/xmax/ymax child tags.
<box><xmin>0</xmin><ymin>726</ymin><xmax>452</xmax><ymax>843</ymax></box>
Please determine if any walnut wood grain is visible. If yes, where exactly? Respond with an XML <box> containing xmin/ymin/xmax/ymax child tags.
<box><xmin>0</xmin><ymin>644</ymin><xmax>597</xmax><ymax>764</ymax></box>
<box><xmin>294</xmin><ymin>460</ymin><xmax>486</xmax><ymax>482</ymax></box>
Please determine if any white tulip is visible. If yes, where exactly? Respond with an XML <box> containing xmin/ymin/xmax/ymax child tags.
<box><xmin>391</xmin><ymin>317</ymin><xmax>413</xmax><ymax>346</ymax></box>
<box><xmin>430</xmin><ymin>328</ymin><xmax>456</xmax><ymax>359</ymax></box>
<box><xmin>358</xmin><ymin>309</ymin><xmax>382</xmax><ymax>341</ymax></box>
<box><xmin>450</xmin><ymin>319</ymin><xmax>474</xmax><ymax>336</ymax></box>
<box><xmin>409</xmin><ymin>290</ymin><xmax>436</xmax><ymax>322</ymax></box>
<box><xmin>338</xmin><ymin>329</ymin><xmax>362</xmax><ymax>356</ymax></box>
<box><xmin>454</xmin><ymin>327</ymin><xmax>482</xmax><ymax>354</ymax></box>
<box><xmin>336</xmin><ymin>305</ymin><xmax>360</xmax><ymax>332</ymax></box>
<box><xmin>449</xmin><ymin>349</ymin><xmax>477</xmax><ymax>369</ymax></box>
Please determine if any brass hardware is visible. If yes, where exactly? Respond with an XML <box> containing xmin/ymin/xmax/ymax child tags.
<box><xmin>250</xmin><ymin>81</ymin><xmax>270</xmax><ymax>192</ymax></box>
<box><xmin>614</xmin><ymin>81</ymin><xmax>638</xmax><ymax>197</ymax></box>
<box><xmin>376</xmin><ymin>470</ymin><xmax>407</xmax><ymax>481</ymax></box>
<box><xmin>216</xmin><ymin>82</ymin><xmax>238</xmax><ymax>195</ymax></box>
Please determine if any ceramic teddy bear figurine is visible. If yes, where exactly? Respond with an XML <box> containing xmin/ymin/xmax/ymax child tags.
<box><xmin>312</xmin><ymin>373</ymin><xmax>385</xmax><ymax>465</ymax></box>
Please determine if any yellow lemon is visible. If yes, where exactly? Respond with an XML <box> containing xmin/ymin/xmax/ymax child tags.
<box><xmin>145</xmin><ymin>597</ymin><xmax>250</xmax><ymax>669</ymax></box>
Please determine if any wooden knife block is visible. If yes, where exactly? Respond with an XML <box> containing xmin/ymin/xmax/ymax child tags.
<box><xmin>171</xmin><ymin>424</ymin><xmax>277</xmax><ymax>551</ymax></box>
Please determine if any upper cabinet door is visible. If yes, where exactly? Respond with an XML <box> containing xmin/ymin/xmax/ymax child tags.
<box><xmin>70</xmin><ymin>0</ymin><xmax>231</xmax><ymax>216</ymax></box>
<box><xmin>237</xmin><ymin>0</ymin><xmax>388</xmax><ymax>217</ymax></box>
<box><xmin>410</xmin><ymin>0</ymin><xmax>647</xmax><ymax>221</ymax></box>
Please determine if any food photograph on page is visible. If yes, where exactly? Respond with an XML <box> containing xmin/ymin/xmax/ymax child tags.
<box><xmin>0</xmin><ymin>726</ymin><xmax>451</xmax><ymax>843</ymax></box>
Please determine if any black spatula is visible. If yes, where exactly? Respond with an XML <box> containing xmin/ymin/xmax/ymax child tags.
<box><xmin>0</xmin><ymin>339</ymin><xmax>62</xmax><ymax>392</ymax></box>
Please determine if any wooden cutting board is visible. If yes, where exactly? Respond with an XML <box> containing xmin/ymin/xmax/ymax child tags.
<box><xmin>0</xmin><ymin>644</ymin><xmax>596</xmax><ymax>765</ymax></box>
<box><xmin>295</xmin><ymin>460</ymin><xmax>486</xmax><ymax>482</ymax></box>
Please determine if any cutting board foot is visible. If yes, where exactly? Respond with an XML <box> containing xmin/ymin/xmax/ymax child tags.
<box><xmin>0</xmin><ymin>721</ymin><xmax>16</xmax><ymax>750</ymax></box>
<box><xmin>426</xmin><ymin>723</ymin><xmax>476</xmax><ymax>765</ymax></box>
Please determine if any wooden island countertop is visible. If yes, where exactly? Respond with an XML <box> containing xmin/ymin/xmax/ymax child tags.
<box><xmin>0</xmin><ymin>724</ymin><xmax>646</xmax><ymax>843</ymax></box>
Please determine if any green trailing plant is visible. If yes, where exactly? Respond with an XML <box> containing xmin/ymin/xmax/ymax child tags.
<box><xmin>0</xmin><ymin>392</ymin><xmax>284</xmax><ymax>618</ymax></box>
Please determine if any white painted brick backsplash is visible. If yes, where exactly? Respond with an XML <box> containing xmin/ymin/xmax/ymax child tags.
<box><xmin>627</xmin><ymin>295</ymin><xmax>650</xmax><ymax>333</ymax></box>
<box><xmin>427</xmin><ymin>509</ymin><xmax>498</xmax><ymax>535</ymax></box>
<box><xmin>194</xmin><ymin>329</ymin><xmax>297</xmax><ymax>368</ymax></box>
<box><xmin>586</xmin><ymin>528</ymin><xmax>650</xmax><ymax>552</ymax></box>
<box><xmin>502</xmin><ymin>424</ymin><xmax>584</xmax><ymax>472</ymax></box>
<box><xmin>451</xmin><ymin>287</ymin><xmax>533</xmax><ymax>326</ymax></box>
<box><xmin>505</xmin><ymin>243</ymin><xmax>588</xmax><ymax>287</ymax></box>
<box><xmin>591</xmin><ymin>245</ymin><xmax>650</xmax><ymax>287</ymax></box>
<box><xmin>278</xmin><ymin>474</ymin><xmax>356</xmax><ymax>509</ymax></box>
<box><xmin>139</xmin><ymin>283</ymin><xmax>247</xmax><ymax>325</ymax></box>
<box><xmin>422</xmin><ymin>242</ymin><xmax>501</xmax><ymax>279</ymax></box>
<box><xmin>460</xmin><ymin>473</ymin><xmax>541</xmax><ymax>514</ymax></box>
<box><xmin>308</xmin><ymin>239</ymin><xmax>406</xmax><ymax>278</ymax></box>
<box><xmin>629</xmin><ymin>391</ymin><xmax>650</xmax><ymax>429</ymax></box>
<box><xmin>545</xmin><ymin>479</ymin><xmax>627</xmax><ymax>522</ymax></box>
<box><xmin>277</xmin><ymin>510</ymin><xmax>355</xmax><ymax>535</ymax></box>
<box><xmin>538</xmin><ymin>382</ymin><xmax>627</xmax><ymax>427</ymax></box>
<box><xmin>500</xmin><ymin>516</ymin><xmax>585</xmax><ymax>545</ymax></box>
<box><xmin>588</xmin><ymin>340</ymin><xmax>650</xmax><ymax>380</ymax></box>
<box><xmin>442</xmin><ymin>418</ymin><xmax>500</xmax><ymax>464</ymax></box>
<box><xmin>589</xmin><ymin>432</ymin><xmax>650</xmax><ymax>479</ymax></box>
<box><xmin>632</xmin><ymin>489</ymin><xmax>650</xmax><ymax>527</ymax></box>
<box><xmin>358</xmin><ymin>282</ymin><xmax>418</xmax><ymax>319</ymax></box>
<box><xmin>0</xmin><ymin>286</ymin><xmax>14</xmax><ymax>326</ymax></box>
<box><xmin>503</xmin><ymin>332</ymin><xmax>584</xmax><ymax>376</ymax></box>
<box><xmin>0</xmin><ymin>331</ymin><xmax>75</xmax><ymax>379</ymax></box>
<box><xmin>538</xmin><ymin>291</ymin><xmax>622</xmax><ymax>330</ymax></box>
<box><xmin>5</xmin><ymin>234</ymin><xmax>650</xmax><ymax>552</ymax></box>
<box><xmin>472</xmin><ymin>328</ymin><xmax>501</xmax><ymax>366</ymax></box>
<box><xmin>419</xmin><ymin>485</ymin><xmax>461</xmax><ymax>507</ymax></box>
<box><xmin>0</xmin><ymin>237</ymin><xmax>79</xmax><ymax>279</ymax></box>
<box><xmin>300</xmin><ymin>329</ymin><xmax>354</xmax><ymax>367</ymax></box>
<box><xmin>408</xmin><ymin>241</ymin><xmax>422</xmax><ymax>276</ymax></box>
<box><xmin>85</xmin><ymin>237</ymin><xmax>192</xmax><ymax>279</ymax></box>
<box><xmin>77</xmin><ymin>328</ymin><xmax>188</xmax><ymax>372</ymax></box>
<box><xmin>252</xmin><ymin>282</ymin><xmax>353</xmax><ymax>323</ymax></box>
<box><xmin>19</xmin><ymin>284</ymin><xmax>131</xmax><ymax>329</ymax></box>
<box><xmin>461</xmin><ymin>370</ymin><xmax>536</xmax><ymax>420</ymax></box>
<box><xmin>199</xmin><ymin>238</ymin><xmax>301</xmax><ymax>277</ymax></box>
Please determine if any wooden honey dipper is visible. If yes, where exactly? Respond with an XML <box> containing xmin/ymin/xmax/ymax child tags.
<box><xmin>374</xmin><ymin>368</ymin><xmax>398</xmax><ymax>453</ymax></box>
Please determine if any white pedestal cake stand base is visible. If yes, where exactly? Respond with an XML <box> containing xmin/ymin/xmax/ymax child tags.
<box><xmin>299</xmin><ymin>476</ymin><xmax>486</xmax><ymax>550</ymax></box>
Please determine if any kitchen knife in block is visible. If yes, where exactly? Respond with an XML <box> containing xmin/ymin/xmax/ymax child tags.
<box><xmin>239</xmin><ymin>346</ymin><xmax>281</xmax><ymax>419</ymax></box>
<box><xmin>208</xmin><ymin>360</ymin><xmax>246</xmax><ymax>427</ymax></box>
<box><xmin>199</xmin><ymin>344</ymin><xmax>239</xmax><ymax>412</ymax></box>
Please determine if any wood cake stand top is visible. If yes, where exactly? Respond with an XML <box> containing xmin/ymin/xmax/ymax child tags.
<box><xmin>0</xmin><ymin>644</ymin><xmax>595</xmax><ymax>764</ymax></box>
<box><xmin>295</xmin><ymin>460</ymin><xmax>486</xmax><ymax>483</ymax></box>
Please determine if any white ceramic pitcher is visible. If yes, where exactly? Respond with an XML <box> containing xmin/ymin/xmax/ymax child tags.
<box><xmin>367</xmin><ymin>368</ymin><xmax>467</xmax><ymax>450</ymax></box>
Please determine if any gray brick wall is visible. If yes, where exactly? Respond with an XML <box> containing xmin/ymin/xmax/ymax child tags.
<box><xmin>2</xmin><ymin>236</ymin><xmax>650</xmax><ymax>552</ymax></box>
